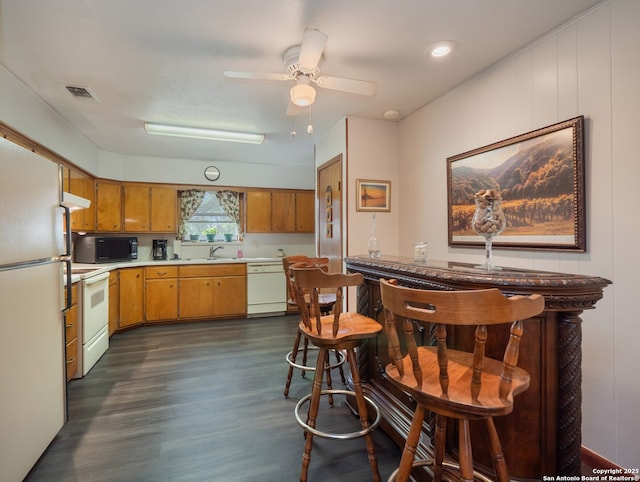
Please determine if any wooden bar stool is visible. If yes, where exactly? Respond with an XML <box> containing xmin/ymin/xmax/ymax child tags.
<box><xmin>290</xmin><ymin>266</ymin><xmax>383</xmax><ymax>482</ymax></box>
<box><xmin>379</xmin><ymin>279</ymin><xmax>544</xmax><ymax>482</ymax></box>
<box><xmin>282</xmin><ymin>256</ymin><xmax>345</xmax><ymax>398</ymax></box>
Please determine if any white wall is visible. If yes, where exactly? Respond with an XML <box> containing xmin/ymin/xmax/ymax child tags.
<box><xmin>0</xmin><ymin>66</ymin><xmax>314</xmax><ymax>191</ymax></box>
<box><xmin>315</xmin><ymin>117</ymin><xmax>400</xmax><ymax>309</ymax></box>
<box><xmin>345</xmin><ymin>118</ymin><xmax>399</xmax><ymax>259</ymax></box>
<box><xmin>396</xmin><ymin>0</ymin><xmax>635</xmax><ymax>467</ymax></box>
<box><xmin>97</xmin><ymin>150</ymin><xmax>314</xmax><ymax>189</ymax></box>
<box><xmin>0</xmin><ymin>65</ymin><xmax>99</xmax><ymax>173</ymax></box>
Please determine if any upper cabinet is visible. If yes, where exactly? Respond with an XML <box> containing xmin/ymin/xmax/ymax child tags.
<box><xmin>62</xmin><ymin>166</ymin><xmax>95</xmax><ymax>232</ymax></box>
<box><xmin>96</xmin><ymin>180</ymin><xmax>122</xmax><ymax>232</ymax></box>
<box><xmin>123</xmin><ymin>184</ymin><xmax>149</xmax><ymax>232</ymax></box>
<box><xmin>295</xmin><ymin>190</ymin><xmax>315</xmax><ymax>232</ymax></box>
<box><xmin>123</xmin><ymin>184</ymin><xmax>177</xmax><ymax>233</ymax></box>
<box><xmin>150</xmin><ymin>186</ymin><xmax>177</xmax><ymax>233</ymax></box>
<box><xmin>246</xmin><ymin>190</ymin><xmax>314</xmax><ymax>233</ymax></box>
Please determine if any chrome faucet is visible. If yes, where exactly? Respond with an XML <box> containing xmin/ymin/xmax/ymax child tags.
<box><xmin>210</xmin><ymin>245</ymin><xmax>224</xmax><ymax>258</ymax></box>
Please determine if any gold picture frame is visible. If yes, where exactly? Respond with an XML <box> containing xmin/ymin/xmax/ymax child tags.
<box><xmin>447</xmin><ymin>116</ymin><xmax>585</xmax><ymax>251</ymax></box>
<box><xmin>356</xmin><ymin>179</ymin><xmax>391</xmax><ymax>212</ymax></box>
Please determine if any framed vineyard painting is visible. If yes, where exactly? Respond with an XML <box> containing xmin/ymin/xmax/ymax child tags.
<box><xmin>447</xmin><ymin>116</ymin><xmax>585</xmax><ymax>251</ymax></box>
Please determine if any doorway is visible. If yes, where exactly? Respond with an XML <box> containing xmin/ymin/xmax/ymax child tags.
<box><xmin>317</xmin><ymin>154</ymin><xmax>342</xmax><ymax>274</ymax></box>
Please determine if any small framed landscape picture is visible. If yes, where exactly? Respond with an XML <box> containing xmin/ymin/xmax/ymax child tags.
<box><xmin>356</xmin><ymin>179</ymin><xmax>391</xmax><ymax>212</ymax></box>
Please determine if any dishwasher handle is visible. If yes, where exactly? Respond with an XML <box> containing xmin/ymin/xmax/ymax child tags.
<box><xmin>247</xmin><ymin>263</ymin><xmax>283</xmax><ymax>273</ymax></box>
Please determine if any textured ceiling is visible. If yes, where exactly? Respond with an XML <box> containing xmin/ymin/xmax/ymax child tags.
<box><xmin>0</xmin><ymin>0</ymin><xmax>604</xmax><ymax>167</ymax></box>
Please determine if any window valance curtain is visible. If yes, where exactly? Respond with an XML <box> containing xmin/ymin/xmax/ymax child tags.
<box><xmin>215</xmin><ymin>190</ymin><xmax>243</xmax><ymax>240</ymax></box>
<box><xmin>178</xmin><ymin>189</ymin><xmax>204</xmax><ymax>238</ymax></box>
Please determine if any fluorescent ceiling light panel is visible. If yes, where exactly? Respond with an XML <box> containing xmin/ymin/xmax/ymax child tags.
<box><xmin>144</xmin><ymin>123</ymin><xmax>264</xmax><ymax>144</ymax></box>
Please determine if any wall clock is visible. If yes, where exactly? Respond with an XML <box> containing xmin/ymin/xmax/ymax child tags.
<box><xmin>204</xmin><ymin>166</ymin><xmax>220</xmax><ymax>181</ymax></box>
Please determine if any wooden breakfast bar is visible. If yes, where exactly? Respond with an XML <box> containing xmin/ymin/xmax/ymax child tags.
<box><xmin>345</xmin><ymin>255</ymin><xmax>611</xmax><ymax>481</ymax></box>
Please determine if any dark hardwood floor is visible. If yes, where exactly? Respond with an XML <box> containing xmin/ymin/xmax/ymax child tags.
<box><xmin>26</xmin><ymin>315</ymin><xmax>402</xmax><ymax>481</ymax></box>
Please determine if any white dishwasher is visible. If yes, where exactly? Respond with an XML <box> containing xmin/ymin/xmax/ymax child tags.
<box><xmin>247</xmin><ymin>261</ymin><xmax>286</xmax><ymax>317</ymax></box>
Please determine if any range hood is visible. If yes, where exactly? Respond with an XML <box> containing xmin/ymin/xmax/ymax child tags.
<box><xmin>61</xmin><ymin>191</ymin><xmax>91</xmax><ymax>211</ymax></box>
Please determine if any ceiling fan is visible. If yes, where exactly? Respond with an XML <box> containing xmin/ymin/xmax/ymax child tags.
<box><xmin>224</xmin><ymin>28</ymin><xmax>377</xmax><ymax>113</ymax></box>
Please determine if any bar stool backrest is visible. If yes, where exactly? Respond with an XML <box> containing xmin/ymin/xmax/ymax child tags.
<box><xmin>291</xmin><ymin>267</ymin><xmax>365</xmax><ymax>338</ymax></box>
<box><xmin>379</xmin><ymin>279</ymin><xmax>545</xmax><ymax>403</ymax></box>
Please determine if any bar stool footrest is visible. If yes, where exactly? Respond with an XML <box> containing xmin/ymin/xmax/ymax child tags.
<box><xmin>387</xmin><ymin>459</ymin><xmax>495</xmax><ymax>482</ymax></box>
<box><xmin>294</xmin><ymin>389</ymin><xmax>381</xmax><ymax>440</ymax></box>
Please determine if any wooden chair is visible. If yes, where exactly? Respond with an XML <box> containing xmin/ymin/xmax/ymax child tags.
<box><xmin>290</xmin><ymin>266</ymin><xmax>384</xmax><ymax>482</ymax></box>
<box><xmin>379</xmin><ymin>279</ymin><xmax>545</xmax><ymax>482</ymax></box>
<box><xmin>282</xmin><ymin>256</ymin><xmax>344</xmax><ymax>398</ymax></box>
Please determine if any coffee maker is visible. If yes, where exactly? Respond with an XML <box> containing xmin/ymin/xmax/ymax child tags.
<box><xmin>152</xmin><ymin>239</ymin><xmax>168</xmax><ymax>260</ymax></box>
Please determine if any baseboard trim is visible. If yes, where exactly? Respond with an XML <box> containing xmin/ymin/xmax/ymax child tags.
<box><xmin>582</xmin><ymin>445</ymin><xmax>623</xmax><ymax>471</ymax></box>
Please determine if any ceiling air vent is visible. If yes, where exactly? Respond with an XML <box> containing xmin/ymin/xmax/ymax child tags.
<box><xmin>65</xmin><ymin>85</ymin><xmax>96</xmax><ymax>100</ymax></box>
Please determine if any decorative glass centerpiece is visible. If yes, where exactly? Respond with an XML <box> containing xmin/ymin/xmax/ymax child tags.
<box><xmin>368</xmin><ymin>213</ymin><xmax>381</xmax><ymax>259</ymax></box>
<box><xmin>472</xmin><ymin>189</ymin><xmax>506</xmax><ymax>270</ymax></box>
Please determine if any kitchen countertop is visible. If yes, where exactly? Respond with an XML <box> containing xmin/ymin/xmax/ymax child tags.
<box><xmin>67</xmin><ymin>257</ymin><xmax>284</xmax><ymax>283</ymax></box>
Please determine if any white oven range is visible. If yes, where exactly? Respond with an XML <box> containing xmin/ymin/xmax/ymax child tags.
<box><xmin>78</xmin><ymin>270</ymin><xmax>110</xmax><ymax>375</ymax></box>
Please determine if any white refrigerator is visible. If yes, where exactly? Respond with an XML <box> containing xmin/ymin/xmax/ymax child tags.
<box><xmin>0</xmin><ymin>137</ymin><xmax>68</xmax><ymax>481</ymax></box>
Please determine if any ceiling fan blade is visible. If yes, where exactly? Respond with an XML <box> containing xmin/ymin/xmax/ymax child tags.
<box><xmin>298</xmin><ymin>28</ymin><xmax>327</xmax><ymax>71</ymax></box>
<box><xmin>314</xmin><ymin>76</ymin><xmax>377</xmax><ymax>96</ymax></box>
<box><xmin>224</xmin><ymin>71</ymin><xmax>290</xmax><ymax>81</ymax></box>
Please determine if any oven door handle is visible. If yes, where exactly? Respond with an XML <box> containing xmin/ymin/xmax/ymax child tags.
<box><xmin>83</xmin><ymin>271</ymin><xmax>110</xmax><ymax>285</ymax></box>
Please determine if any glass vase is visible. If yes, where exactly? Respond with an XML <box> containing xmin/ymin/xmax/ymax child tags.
<box><xmin>472</xmin><ymin>195</ymin><xmax>506</xmax><ymax>270</ymax></box>
<box><xmin>367</xmin><ymin>213</ymin><xmax>381</xmax><ymax>259</ymax></box>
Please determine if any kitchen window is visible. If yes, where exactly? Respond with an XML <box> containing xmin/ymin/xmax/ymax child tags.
<box><xmin>181</xmin><ymin>190</ymin><xmax>241</xmax><ymax>241</ymax></box>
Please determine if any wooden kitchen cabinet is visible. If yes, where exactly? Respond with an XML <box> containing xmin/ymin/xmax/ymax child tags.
<box><xmin>212</xmin><ymin>274</ymin><xmax>247</xmax><ymax>316</ymax></box>
<box><xmin>178</xmin><ymin>264</ymin><xmax>246</xmax><ymax>320</ymax></box>
<box><xmin>271</xmin><ymin>191</ymin><xmax>296</xmax><ymax>232</ymax></box>
<box><xmin>145</xmin><ymin>266</ymin><xmax>178</xmax><ymax>322</ymax></box>
<box><xmin>68</xmin><ymin>168</ymin><xmax>96</xmax><ymax>232</ymax></box>
<box><xmin>108</xmin><ymin>270</ymin><xmax>119</xmax><ymax>336</ymax></box>
<box><xmin>179</xmin><ymin>276</ymin><xmax>215</xmax><ymax>319</ymax></box>
<box><xmin>246</xmin><ymin>191</ymin><xmax>272</xmax><ymax>232</ymax></box>
<box><xmin>123</xmin><ymin>183</ymin><xmax>177</xmax><ymax>233</ymax></box>
<box><xmin>123</xmin><ymin>184</ymin><xmax>150</xmax><ymax>232</ymax></box>
<box><xmin>150</xmin><ymin>186</ymin><xmax>176</xmax><ymax>232</ymax></box>
<box><xmin>246</xmin><ymin>190</ymin><xmax>314</xmax><ymax>233</ymax></box>
<box><xmin>108</xmin><ymin>263</ymin><xmax>246</xmax><ymax>329</ymax></box>
<box><xmin>96</xmin><ymin>180</ymin><xmax>122</xmax><ymax>232</ymax></box>
<box><xmin>118</xmin><ymin>267</ymin><xmax>144</xmax><ymax>328</ymax></box>
<box><xmin>64</xmin><ymin>283</ymin><xmax>79</xmax><ymax>381</ymax></box>
<box><xmin>295</xmin><ymin>190</ymin><xmax>315</xmax><ymax>232</ymax></box>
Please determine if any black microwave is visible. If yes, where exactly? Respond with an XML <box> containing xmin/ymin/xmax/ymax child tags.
<box><xmin>75</xmin><ymin>236</ymin><xmax>138</xmax><ymax>263</ymax></box>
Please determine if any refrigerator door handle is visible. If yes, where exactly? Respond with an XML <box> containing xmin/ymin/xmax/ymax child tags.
<box><xmin>61</xmin><ymin>205</ymin><xmax>72</xmax><ymax>258</ymax></box>
<box><xmin>62</xmin><ymin>258</ymin><xmax>72</xmax><ymax>312</ymax></box>
<box><xmin>60</xmin><ymin>204</ymin><xmax>73</xmax><ymax>312</ymax></box>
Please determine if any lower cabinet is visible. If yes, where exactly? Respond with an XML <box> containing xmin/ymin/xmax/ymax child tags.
<box><xmin>145</xmin><ymin>266</ymin><xmax>179</xmax><ymax>322</ymax></box>
<box><xmin>119</xmin><ymin>267</ymin><xmax>144</xmax><ymax>328</ymax></box>
<box><xmin>177</xmin><ymin>264</ymin><xmax>247</xmax><ymax>320</ymax></box>
<box><xmin>212</xmin><ymin>275</ymin><xmax>246</xmax><ymax>316</ymax></box>
<box><xmin>178</xmin><ymin>276</ymin><xmax>215</xmax><ymax>319</ymax></box>
<box><xmin>64</xmin><ymin>283</ymin><xmax>79</xmax><ymax>382</ymax></box>
<box><xmin>109</xmin><ymin>263</ymin><xmax>247</xmax><ymax>331</ymax></box>
<box><xmin>108</xmin><ymin>270</ymin><xmax>119</xmax><ymax>336</ymax></box>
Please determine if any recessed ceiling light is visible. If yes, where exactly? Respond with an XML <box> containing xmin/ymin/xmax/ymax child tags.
<box><xmin>426</xmin><ymin>40</ymin><xmax>458</xmax><ymax>58</ymax></box>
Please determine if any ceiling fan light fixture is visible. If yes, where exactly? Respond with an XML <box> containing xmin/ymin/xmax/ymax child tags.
<box><xmin>290</xmin><ymin>76</ymin><xmax>316</xmax><ymax>106</ymax></box>
<box><xmin>144</xmin><ymin>123</ymin><xmax>264</xmax><ymax>144</ymax></box>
